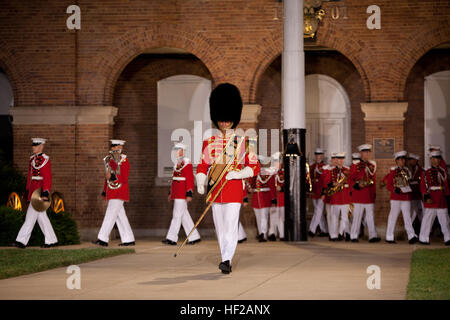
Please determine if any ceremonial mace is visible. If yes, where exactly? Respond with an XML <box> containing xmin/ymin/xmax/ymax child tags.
<box><xmin>174</xmin><ymin>136</ymin><xmax>246</xmax><ymax>257</ymax></box>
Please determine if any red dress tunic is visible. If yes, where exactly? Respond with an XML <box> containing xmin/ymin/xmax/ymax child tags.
<box><xmin>420</xmin><ymin>166</ymin><xmax>450</xmax><ymax>209</ymax></box>
<box><xmin>196</xmin><ymin>134</ymin><xmax>260</xmax><ymax>203</ymax></box>
<box><xmin>103</xmin><ymin>154</ymin><xmax>130</xmax><ymax>201</ymax></box>
<box><xmin>386</xmin><ymin>166</ymin><xmax>412</xmax><ymax>201</ymax></box>
<box><xmin>26</xmin><ymin>153</ymin><xmax>52</xmax><ymax>201</ymax></box>
<box><xmin>349</xmin><ymin>160</ymin><xmax>376</xmax><ymax>204</ymax></box>
<box><xmin>248</xmin><ymin>170</ymin><xmax>277</xmax><ymax>209</ymax></box>
<box><xmin>310</xmin><ymin>161</ymin><xmax>325</xmax><ymax>199</ymax></box>
<box><xmin>170</xmin><ymin>158</ymin><xmax>194</xmax><ymax>200</ymax></box>
<box><xmin>322</xmin><ymin>166</ymin><xmax>350</xmax><ymax>205</ymax></box>
<box><xmin>275</xmin><ymin>168</ymin><xmax>285</xmax><ymax>207</ymax></box>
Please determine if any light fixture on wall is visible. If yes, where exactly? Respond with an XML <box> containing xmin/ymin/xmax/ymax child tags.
<box><xmin>273</xmin><ymin>0</ymin><xmax>282</xmax><ymax>20</ymax></box>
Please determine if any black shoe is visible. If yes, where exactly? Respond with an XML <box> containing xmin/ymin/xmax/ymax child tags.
<box><xmin>161</xmin><ymin>239</ymin><xmax>176</xmax><ymax>245</ymax></box>
<box><xmin>219</xmin><ymin>260</ymin><xmax>232</xmax><ymax>274</ymax></box>
<box><xmin>119</xmin><ymin>241</ymin><xmax>135</xmax><ymax>246</ymax></box>
<box><xmin>329</xmin><ymin>238</ymin><xmax>337</xmax><ymax>242</ymax></box>
<box><xmin>11</xmin><ymin>241</ymin><xmax>26</xmax><ymax>249</ymax></box>
<box><xmin>308</xmin><ymin>231</ymin><xmax>315</xmax><ymax>238</ymax></box>
<box><xmin>258</xmin><ymin>233</ymin><xmax>267</xmax><ymax>242</ymax></box>
<box><xmin>409</xmin><ymin>236</ymin><xmax>419</xmax><ymax>244</ymax></box>
<box><xmin>337</xmin><ymin>234</ymin><xmax>343</xmax><ymax>241</ymax></box>
<box><xmin>369</xmin><ymin>237</ymin><xmax>381</xmax><ymax>243</ymax></box>
<box><xmin>345</xmin><ymin>233</ymin><xmax>351</xmax><ymax>242</ymax></box>
<box><xmin>445</xmin><ymin>240</ymin><xmax>450</xmax><ymax>246</ymax></box>
<box><xmin>419</xmin><ymin>241</ymin><xmax>430</xmax><ymax>245</ymax></box>
<box><xmin>268</xmin><ymin>234</ymin><xmax>277</xmax><ymax>241</ymax></box>
<box><xmin>351</xmin><ymin>239</ymin><xmax>359</xmax><ymax>243</ymax></box>
<box><xmin>187</xmin><ymin>239</ymin><xmax>201</xmax><ymax>245</ymax></box>
<box><xmin>50</xmin><ymin>242</ymin><xmax>59</xmax><ymax>247</ymax></box>
<box><xmin>92</xmin><ymin>239</ymin><xmax>108</xmax><ymax>247</ymax></box>
<box><xmin>318</xmin><ymin>232</ymin><xmax>329</xmax><ymax>237</ymax></box>
<box><xmin>238</xmin><ymin>238</ymin><xmax>247</xmax><ymax>244</ymax></box>
<box><xmin>279</xmin><ymin>237</ymin><xmax>287</xmax><ymax>241</ymax></box>
<box><xmin>40</xmin><ymin>243</ymin><xmax>52</xmax><ymax>248</ymax></box>
<box><xmin>386</xmin><ymin>240</ymin><xmax>396</xmax><ymax>244</ymax></box>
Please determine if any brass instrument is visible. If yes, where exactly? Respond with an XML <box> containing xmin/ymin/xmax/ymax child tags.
<box><xmin>358</xmin><ymin>178</ymin><xmax>374</xmax><ymax>188</ymax></box>
<box><xmin>393</xmin><ymin>168</ymin><xmax>410</xmax><ymax>188</ymax></box>
<box><xmin>327</xmin><ymin>174</ymin><xmax>346</xmax><ymax>197</ymax></box>
<box><xmin>104</xmin><ymin>150</ymin><xmax>123</xmax><ymax>190</ymax></box>
<box><xmin>306</xmin><ymin>162</ymin><xmax>312</xmax><ymax>193</ymax></box>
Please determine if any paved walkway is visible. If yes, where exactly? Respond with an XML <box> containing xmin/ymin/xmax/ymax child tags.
<box><xmin>0</xmin><ymin>237</ymin><xmax>435</xmax><ymax>300</ymax></box>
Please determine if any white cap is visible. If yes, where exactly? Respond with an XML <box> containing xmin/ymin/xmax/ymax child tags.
<box><xmin>258</xmin><ymin>155</ymin><xmax>268</xmax><ymax>162</ymax></box>
<box><xmin>110</xmin><ymin>139</ymin><xmax>126</xmax><ymax>146</ymax></box>
<box><xmin>394</xmin><ymin>150</ymin><xmax>407</xmax><ymax>159</ymax></box>
<box><xmin>408</xmin><ymin>153</ymin><xmax>420</xmax><ymax>160</ymax></box>
<box><xmin>271</xmin><ymin>152</ymin><xmax>281</xmax><ymax>161</ymax></box>
<box><xmin>330</xmin><ymin>152</ymin><xmax>338</xmax><ymax>158</ymax></box>
<box><xmin>173</xmin><ymin>142</ymin><xmax>187</xmax><ymax>150</ymax></box>
<box><xmin>428</xmin><ymin>145</ymin><xmax>441</xmax><ymax>151</ymax></box>
<box><xmin>352</xmin><ymin>152</ymin><xmax>360</xmax><ymax>159</ymax></box>
<box><xmin>335</xmin><ymin>152</ymin><xmax>346</xmax><ymax>158</ymax></box>
<box><xmin>31</xmin><ymin>138</ymin><xmax>46</xmax><ymax>145</ymax></box>
<box><xmin>430</xmin><ymin>150</ymin><xmax>442</xmax><ymax>157</ymax></box>
<box><xmin>358</xmin><ymin>144</ymin><xmax>372</xmax><ymax>152</ymax></box>
<box><xmin>314</xmin><ymin>148</ymin><xmax>324</xmax><ymax>154</ymax></box>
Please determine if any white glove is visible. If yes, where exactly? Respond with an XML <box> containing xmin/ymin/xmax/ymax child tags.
<box><xmin>196</xmin><ymin>173</ymin><xmax>207</xmax><ymax>194</ymax></box>
<box><xmin>226</xmin><ymin>166</ymin><xmax>254</xmax><ymax>180</ymax></box>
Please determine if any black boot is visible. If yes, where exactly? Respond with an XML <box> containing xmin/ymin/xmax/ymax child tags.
<box><xmin>219</xmin><ymin>260</ymin><xmax>232</xmax><ymax>274</ymax></box>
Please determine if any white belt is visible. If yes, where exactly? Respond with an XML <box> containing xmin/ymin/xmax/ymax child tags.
<box><xmin>172</xmin><ymin>177</ymin><xmax>186</xmax><ymax>181</ymax></box>
<box><xmin>31</xmin><ymin>176</ymin><xmax>43</xmax><ymax>180</ymax></box>
<box><xmin>430</xmin><ymin>186</ymin><xmax>443</xmax><ymax>191</ymax></box>
<box><xmin>254</xmin><ymin>188</ymin><xmax>270</xmax><ymax>192</ymax></box>
<box><xmin>409</xmin><ymin>181</ymin><xmax>418</xmax><ymax>185</ymax></box>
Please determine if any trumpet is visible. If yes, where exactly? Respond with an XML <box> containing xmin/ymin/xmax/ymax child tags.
<box><xmin>104</xmin><ymin>150</ymin><xmax>122</xmax><ymax>190</ymax></box>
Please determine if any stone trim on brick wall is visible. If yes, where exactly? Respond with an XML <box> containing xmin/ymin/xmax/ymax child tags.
<box><xmin>240</xmin><ymin>104</ymin><xmax>262</xmax><ymax>123</ymax></box>
<box><xmin>361</xmin><ymin>102</ymin><xmax>408</xmax><ymax>121</ymax></box>
<box><xmin>10</xmin><ymin>106</ymin><xmax>118</xmax><ymax>125</ymax></box>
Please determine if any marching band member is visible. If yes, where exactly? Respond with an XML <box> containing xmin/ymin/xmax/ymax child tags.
<box><xmin>196</xmin><ymin>83</ymin><xmax>260</xmax><ymax>274</ymax></box>
<box><xmin>321</xmin><ymin>154</ymin><xmax>336</xmax><ymax>239</ymax></box>
<box><xmin>162</xmin><ymin>143</ymin><xmax>201</xmax><ymax>246</ymax></box>
<box><xmin>428</xmin><ymin>145</ymin><xmax>450</xmax><ymax>212</ymax></box>
<box><xmin>408</xmin><ymin>153</ymin><xmax>424</xmax><ymax>224</ymax></box>
<box><xmin>385</xmin><ymin>151</ymin><xmax>418</xmax><ymax>244</ymax></box>
<box><xmin>308</xmin><ymin>148</ymin><xmax>328</xmax><ymax>237</ymax></box>
<box><xmin>419</xmin><ymin>151</ymin><xmax>450</xmax><ymax>245</ymax></box>
<box><xmin>351</xmin><ymin>152</ymin><xmax>366</xmax><ymax>238</ymax></box>
<box><xmin>13</xmin><ymin>138</ymin><xmax>58</xmax><ymax>249</ymax></box>
<box><xmin>268</xmin><ymin>152</ymin><xmax>285</xmax><ymax>241</ymax></box>
<box><xmin>248</xmin><ymin>157</ymin><xmax>277</xmax><ymax>242</ymax></box>
<box><xmin>93</xmin><ymin>139</ymin><xmax>135</xmax><ymax>247</ymax></box>
<box><xmin>349</xmin><ymin>144</ymin><xmax>380</xmax><ymax>243</ymax></box>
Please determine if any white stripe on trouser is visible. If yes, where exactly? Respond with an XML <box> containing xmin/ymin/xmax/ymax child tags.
<box><xmin>166</xmin><ymin>199</ymin><xmax>200</xmax><ymax>242</ymax></box>
<box><xmin>350</xmin><ymin>203</ymin><xmax>378</xmax><ymax>240</ymax></box>
<box><xmin>253</xmin><ymin>207</ymin><xmax>269</xmax><ymax>237</ymax></box>
<box><xmin>238</xmin><ymin>221</ymin><xmax>247</xmax><ymax>241</ymax></box>
<box><xmin>212</xmin><ymin>203</ymin><xmax>241</xmax><ymax>262</ymax></box>
<box><xmin>386</xmin><ymin>200</ymin><xmax>417</xmax><ymax>241</ymax></box>
<box><xmin>329</xmin><ymin>205</ymin><xmax>349</xmax><ymax>239</ymax></box>
<box><xmin>419</xmin><ymin>208</ymin><xmax>450</xmax><ymax>243</ymax></box>
<box><xmin>309</xmin><ymin>198</ymin><xmax>327</xmax><ymax>233</ymax></box>
<box><xmin>16</xmin><ymin>204</ymin><xmax>58</xmax><ymax>245</ymax></box>
<box><xmin>411</xmin><ymin>200</ymin><xmax>423</xmax><ymax>222</ymax></box>
<box><xmin>269</xmin><ymin>206</ymin><xmax>285</xmax><ymax>238</ymax></box>
<box><xmin>98</xmin><ymin>199</ymin><xmax>135</xmax><ymax>243</ymax></box>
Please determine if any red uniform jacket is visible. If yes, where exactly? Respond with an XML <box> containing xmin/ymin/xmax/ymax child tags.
<box><xmin>26</xmin><ymin>153</ymin><xmax>52</xmax><ymax>201</ymax></box>
<box><xmin>103</xmin><ymin>154</ymin><xmax>130</xmax><ymax>201</ymax></box>
<box><xmin>275</xmin><ymin>168</ymin><xmax>285</xmax><ymax>207</ymax></box>
<box><xmin>170</xmin><ymin>158</ymin><xmax>194</xmax><ymax>200</ymax></box>
<box><xmin>386</xmin><ymin>166</ymin><xmax>412</xmax><ymax>201</ymax></box>
<box><xmin>322</xmin><ymin>166</ymin><xmax>350</xmax><ymax>205</ymax></box>
<box><xmin>196</xmin><ymin>134</ymin><xmax>260</xmax><ymax>203</ymax></box>
<box><xmin>310</xmin><ymin>161</ymin><xmax>325</xmax><ymax>199</ymax></box>
<box><xmin>320</xmin><ymin>165</ymin><xmax>332</xmax><ymax>204</ymax></box>
<box><xmin>409</xmin><ymin>165</ymin><xmax>423</xmax><ymax>201</ymax></box>
<box><xmin>349</xmin><ymin>160</ymin><xmax>376</xmax><ymax>204</ymax></box>
<box><xmin>420</xmin><ymin>166</ymin><xmax>450</xmax><ymax>208</ymax></box>
<box><xmin>248</xmin><ymin>169</ymin><xmax>277</xmax><ymax>209</ymax></box>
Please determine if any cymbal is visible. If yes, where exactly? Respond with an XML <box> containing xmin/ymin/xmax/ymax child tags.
<box><xmin>31</xmin><ymin>188</ymin><xmax>51</xmax><ymax>212</ymax></box>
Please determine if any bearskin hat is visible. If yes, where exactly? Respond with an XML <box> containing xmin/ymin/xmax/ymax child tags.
<box><xmin>209</xmin><ymin>83</ymin><xmax>243</xmax><ymax>129</ymax></box>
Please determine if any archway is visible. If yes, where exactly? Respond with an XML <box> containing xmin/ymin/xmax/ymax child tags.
<box><xmin>0</xmin><ymin>69</ymin><xmax>14</xmax><ymax>160</ymax></box>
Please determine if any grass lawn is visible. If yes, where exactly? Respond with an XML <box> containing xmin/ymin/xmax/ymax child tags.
<box><xmin>0</xmin><ymin>248</ymin><xmax>134</xmax><ymax>280</ymax></box>
<box><xmin>407</xmin><ymin>248</ymin><xmax>450</xmax><ymax>300</ymax></box>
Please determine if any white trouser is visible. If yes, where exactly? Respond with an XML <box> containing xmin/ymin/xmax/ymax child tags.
<box><xmin>329</xmin><ymin>204</ymin><xmax>349</xmax><ymax>239</ymax></box>
<box><xmin>166</xmin><ymin>199</ymin><xmax>200</xmax><ymax>242</ymax></box>
<box><xmin>411</xmin><ymin>200</ymin><xmax>424</xmax><ymax>222</ymax></box>
<box><xmin>386</xmin><ymin>200</ymin><xmax>417</xmax><ymax>241</ymax></box>
<box><xmin>310</xmin><ymin>198</ymin><xmax>328</xmax><ymax>233</ymax></box>
<box><xmin>419</xmin><ymin>208</ymin><xmax>450</xmax><ymax>243</ymax></box>
<box><xmin>269</xmin><ymin>206</ymin><xmax>285</xmax><ymax>238</ymax></box>
<box><xmin>351</xmin><ymin>203</ymin><xmax>378</xmax><ymax>240</ymax></box>
<box><xmin>16</xmin><ymin>204</ymin><xmax>58</xmax><ymax>245</ymax></box>
<box><xmin>325</xmin><ymin>203</ymin><xmax>331</xmax><ymax>234</ymax></box>
<box><xmin>212</xmin><ymin>203</ymin><xmax>241</xmax><ymax>263</ymax></box>
<box><xmin>98</xmin><ymin>199</ymin><xmax>135</xmax><ymax>243</ymax></box>
<box><xmin>254</xmin><ymin>207</ymin><xmax>269</xmax><ymax>237</ymax></box>
<box><xmin>238</xmin><ymin>221</ymin><xmax>247</xmax><ymax>240</ymax></box>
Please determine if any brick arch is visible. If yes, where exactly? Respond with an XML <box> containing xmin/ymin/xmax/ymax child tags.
<box><xmin>246</xmin><ymin>26</ymin><xmax>371</xmax><ymax>103</ymax></box>
<box><xmin>0</xmin><ymin>40</ymin><xmax>36</xmax><ymax>106</ymax></box>
<box><xmin>396</xmin><ymin>20</ymin><xmax>450</xmax><ymax>100</ymax></box>
<box><xmin>85</xmin><ymin>24</ymin><xmax>225</xmax><ymax>106</ymax></box>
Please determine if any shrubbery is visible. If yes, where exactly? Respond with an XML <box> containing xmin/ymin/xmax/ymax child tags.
<box><xmin>0</xmin><ymin>206</ymin><xmax>80</xmax><ymax>246</ymax></box>
<box><xmin>0</xmin><ymin>149</ymin><xmax>26</xmax><ymax>205</ymax></box>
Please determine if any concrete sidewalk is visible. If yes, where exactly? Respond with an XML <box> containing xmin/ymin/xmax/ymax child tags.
<box><xmin>0</xmin><ymin>237</ymin><xmax>433</xmax><ymax>300</ymax></box>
